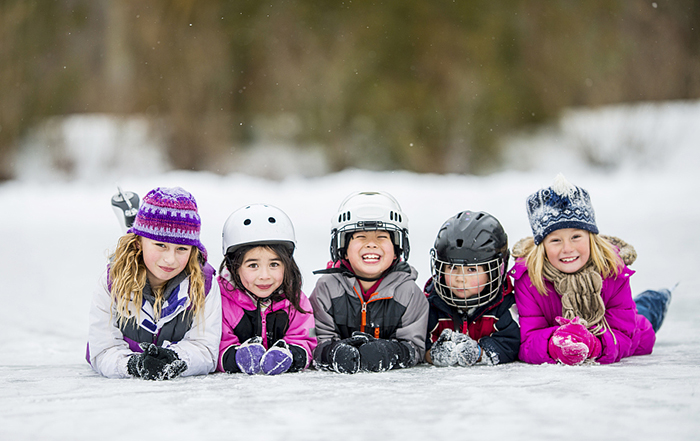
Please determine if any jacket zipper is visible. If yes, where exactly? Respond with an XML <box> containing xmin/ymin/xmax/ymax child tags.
<box><xmin>353</xmin><ymin>286</ymin><xmax>383</xmax><ymax>338</ymax></box>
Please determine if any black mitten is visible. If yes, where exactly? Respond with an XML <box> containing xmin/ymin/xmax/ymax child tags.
<box><xmin>328</xmin><ymin>341</ymin><xmax>361</xmax><ymax>374</ymax></box>
<box><xmin>315</xmin><ymin>331</ymin><xmax>374</xmax><ymax>374</ymax></box>
<box><xmin>287</xmin><ymin>344</ymin><xmax>309</xmax><ymax>373</ymax></box>
<box><xmin>127</xmin><ymin>353</ymin><xmax>141</xmax><ymax>377</ymax></box>
<box><xmin>343</xmin><ymin>331</ymin><xmax>374</xmax><ymax>347</ymax></box>
<box><xmin>359</xmin><ymin>338</ymin><xmax>412</xmax><ymax>372</ymax></box>
<box><xmin>131</xmin><ymin>343</ymin><xmax>188</xmax><ymax>380</ymax></box>
<box><xmin>221</xmin><ymin>346</ymin><xmax>240</xmax><ymax>373</ymax></box>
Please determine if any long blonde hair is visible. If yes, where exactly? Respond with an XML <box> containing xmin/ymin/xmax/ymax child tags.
<box><xmin>521</xmin><ymin>233</ymin><xmax>623</xmax><ymax>296</ymax></box>
<box><xmin>108</xmin><ymin>233</ymin><xmax>207</xmax><ymax>326</ymax></box>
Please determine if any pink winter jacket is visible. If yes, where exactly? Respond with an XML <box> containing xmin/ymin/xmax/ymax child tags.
<box><xmin>217</xmin><ymin>269</ymin><xmax>317</xmax><ymax>372</ymax></box>
<box><xmin>512</xmin><ymin>258</ymin><xmax>655</xmax><ymax>364</ymax></box>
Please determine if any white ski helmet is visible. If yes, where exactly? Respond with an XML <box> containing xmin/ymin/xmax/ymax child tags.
<box><xmin>222</xmin><ymin>204</ymin><xmax>296</xmax><ymax>255</ymax></box>
<box><xmin>330</xmin><ymin>191</ymin><xmax>410</xmax><ymax>262</ymax></box>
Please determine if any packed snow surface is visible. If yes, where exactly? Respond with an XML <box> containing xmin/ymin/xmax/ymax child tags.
<box><xmin>1</xmin><ymin>101</ymin><xmax>699</xmax><ymax>440</ymax></box>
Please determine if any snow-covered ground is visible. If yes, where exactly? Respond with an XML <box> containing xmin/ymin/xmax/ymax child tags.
<box><xmin>1</xmin><ymin>101</ymin><xmax>699</xmax><ymax>440</ymax></box>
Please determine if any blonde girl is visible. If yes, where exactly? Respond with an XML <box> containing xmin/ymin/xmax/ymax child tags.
<box><xmin>87</xmin><ymin>187</ymin><xmax>221</xmax><ymax>379</ymax></box>
<box><xmin>512</xmin><ymin>175</ymin><xmax>671</xmax><ymax>365</ymax></box>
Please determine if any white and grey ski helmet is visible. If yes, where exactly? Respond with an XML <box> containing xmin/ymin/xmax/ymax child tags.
<box><xmin>330</xmin><ymin>191</ymin><xmax>410</xmax><ymax>262</ymax></box>
<box><xmin>222</xmin><ymin>204</ymin><xmax>296</xmax><ymax>256</ymax></box>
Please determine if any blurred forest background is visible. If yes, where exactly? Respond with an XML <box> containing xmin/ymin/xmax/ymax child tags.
<box><xmin>1</xmin><ymin>0</ymin><xmax>699</xmax><ymax>181</ymax></box>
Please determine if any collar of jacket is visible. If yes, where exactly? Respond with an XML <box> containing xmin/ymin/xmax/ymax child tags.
<box><xmin>313</xmin><ymin>259</ymin><xmax>411</xmax><ymax>280</ymax></box>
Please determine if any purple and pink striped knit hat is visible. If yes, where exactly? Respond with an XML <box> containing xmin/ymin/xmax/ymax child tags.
<box><xmin>128</xmin><ymin>187</ymin><xmax>207</xmax><ymax>260</ymax></box>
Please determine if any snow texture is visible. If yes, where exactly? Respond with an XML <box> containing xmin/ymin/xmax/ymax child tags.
<box><xmin>1</xmin><ymin>101</ymin><xmax>700</xmax><ymax>440</ymax></box>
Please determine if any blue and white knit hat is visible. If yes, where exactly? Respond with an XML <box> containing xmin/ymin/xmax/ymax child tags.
<box><xmin>128</xmin><ymin>187</ymin><xmax>208</xmax><ymax>260</ymax></box>
<box><xmin>526</xmin><ymin>174</ymin><xmax>598</xmax><ymax>245</ymax></box>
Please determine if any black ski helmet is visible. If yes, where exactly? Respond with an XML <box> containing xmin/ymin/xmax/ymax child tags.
<box><xmin>430</xmin><ymin>210</ymin><xmax>509</xmax><ymax>309</ymax></box>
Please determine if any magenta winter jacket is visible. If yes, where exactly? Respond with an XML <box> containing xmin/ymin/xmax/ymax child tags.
<box><xmin>512</xmin><ymin>258</ymin><xmax>655</xmax><ymax>364</ymax></box>
<box><xmin>216</xmin><ymin>269</ymin><xmax>317</xmax><ymax>372</ymax></box>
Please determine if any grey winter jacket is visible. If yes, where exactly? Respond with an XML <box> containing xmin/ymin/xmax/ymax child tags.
<box><xmin>309</xmin><ymin>263</ymin><xmax>429</xmax><ymax>367</ymax></box>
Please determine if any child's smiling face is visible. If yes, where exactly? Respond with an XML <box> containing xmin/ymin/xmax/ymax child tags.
<box><xmin>543</xmin><ymin>228</ymin><xmax>591</xmax><ymax>273</ymax></box>
<box><xmin>237</xmin><ymin>246</ymin><xmax>285</xmax><ymax>298</ymax></box>
<box><xmin>345</xmin><ymin>230</ymin><xmax>396</xmax><ymax>280</ymax></box>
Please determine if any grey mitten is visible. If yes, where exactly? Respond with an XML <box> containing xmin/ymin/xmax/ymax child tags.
<box><xmin>451</xmin><ymin>332</ymin><xmax>481</xmax><ymax>366</ymax></box>
<box><xmin>430</xmin><ymin>328</ymin><xmax>459</xmax><ymax>367</ymax></box>
<box><xmin>430</xmin><ymin>328</ymin><xmax>481</xmax><ymax>367</ymax></box>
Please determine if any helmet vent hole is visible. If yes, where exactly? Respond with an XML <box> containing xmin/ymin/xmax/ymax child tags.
<box><xmin>456</xmin><ymin>239</ymin><xmax>464</xmax><ymax>247</ymax></box>
<box><xmin>243</xmin><ymin>219</ymin><xmax>251</xmax><ymax>226</ymax></box>
<box><xmin>268</xmin><ymin>217</ymin><xmax>276</xmax><ymax>223</ymax></box>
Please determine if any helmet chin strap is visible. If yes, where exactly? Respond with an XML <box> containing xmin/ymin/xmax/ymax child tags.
<box><xmin>354</xmin><ymin>274</ymin><xmax>383</xmax><ymax>282</ymax></box>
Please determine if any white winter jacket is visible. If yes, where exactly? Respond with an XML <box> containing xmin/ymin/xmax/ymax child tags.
<box><xmin>87</xmin><ymin>264</ymin><xmax>222</xmax><ymax>378</ymax></box>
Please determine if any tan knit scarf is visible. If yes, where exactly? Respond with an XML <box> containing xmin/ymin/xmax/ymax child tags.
<box><xmin>513</xmin><ymin>234</ymin><xmax>636</xmax><ymax>343</ymax></box>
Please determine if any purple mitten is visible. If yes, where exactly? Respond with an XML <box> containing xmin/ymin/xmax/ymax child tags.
<box><xmin>261</xmin><ymin>340</ymin><xmax>293</xmax><ymax>375</ymax></box>
<box><xmin>235</xmin><ymin>337</ymin><xmax>266</xmax><ymax>375</ymax></box>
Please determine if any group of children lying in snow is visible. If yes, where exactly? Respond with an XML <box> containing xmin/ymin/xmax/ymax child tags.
<box><xmin>86</xmin><ymin>175</ymin><xmax>672</xmax><ymax>380</ymax></box>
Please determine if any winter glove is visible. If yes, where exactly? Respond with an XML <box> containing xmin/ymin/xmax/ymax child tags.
<box><xmin>326</xmin><ymin>340</ymin><xmax>361</xmax><ymax>374</ymax></box>
<box><xmin>287</xmin><ymin>344</ymin><xmax>309</xmax><ymax>373</ymax></box>
<box><xmin>430</xmin><ymin>328</ymin><xmax>459</xmax><ymax>366</ymax></box>
<box><xmin>235</xmin><ymin>336</ymin><xmax>267</xmax><ymax>375</ymax></box>
<box><xmin>359</xmin><ymin>339</ymin><xmax>411</xmax><ymax>372</ymax></box>
<box><xmin>127</xmin><ymin>343</ymin><xmax>187</xmax><ymax>380</ymax></box>
<box><xmin>430</xmin><ymin>329</ymin><xmax>481</xmax><ymax>367</ymax></box>
<box><xmin>451</xmin><ymin>331</ymin><xmax>482</xmax><ymax>367</ymax></box>
<box><xmin>342</xmin><ymin>331</ymin><xmax>374</xmax><ymax>348</ymax></box>
<box><xmin>343</xmin><ymin>331</ymin><xmax>412</xmax><ymax>372</ymax></box>
<box><xmin>548</xmin><ymin>317</ymin><xmax>601</xmax><ymax>365</ymax></box>
<box><xmin>260</xmin><ymin>339</ymin><xmax>293</xmax><ymax>375</ymax></box>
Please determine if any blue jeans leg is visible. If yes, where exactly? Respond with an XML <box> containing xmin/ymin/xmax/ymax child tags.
<box><xmin>634</xmin><ymin>289</ymin><xmax>672</xmax><ymax>333</ymax></box>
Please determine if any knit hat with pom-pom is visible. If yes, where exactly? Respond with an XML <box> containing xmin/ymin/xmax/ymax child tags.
<box><xmin>128</xmin><ymin>187</ymin><xmax>207</xmax><ymax>260</ymax></box>
<box><xmin>526</xmin><ymin>174</ymin><xmax>598</xmax><ymax>245</ymax></box>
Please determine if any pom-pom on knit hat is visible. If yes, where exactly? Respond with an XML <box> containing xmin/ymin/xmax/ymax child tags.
<box><xmin>526</xmin><ymin>174</ymin><xmax>598</xmax><ymax>245</ymax></box>
<box><xmin>128</xmin><ymin>187</ymin><xmax>207</xmax><ymax>260</ymax></box>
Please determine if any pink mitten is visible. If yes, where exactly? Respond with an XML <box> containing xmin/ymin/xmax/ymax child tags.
<box><xmin>548</xmin><ymin>317</ymin><xmax>601</xmax><ymax>365</ymax></box>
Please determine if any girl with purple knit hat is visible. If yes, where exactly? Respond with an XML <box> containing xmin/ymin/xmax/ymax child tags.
<box><xmin>87</xmin><ymin>187</ymin><xmax>222</xmax><ymax>380</ymax></box>
<box><xmin>512</xmin><ymin>174</ymin><xmax>672</xmax><ymax>365</ymax></box>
